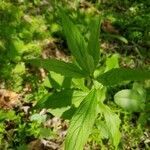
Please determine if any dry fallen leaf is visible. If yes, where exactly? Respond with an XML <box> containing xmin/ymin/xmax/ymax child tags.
<box><xmin>28</xmin><ymin>139</ymin><xmax>44</xmax><ymax>150</ymax></box>
<box><xmin>0</xmin><ymin>89</ymin><xmax>21</xmax><ymax>109</ymax></box>
<box><xmin>102</xmin><ymin>20</ymin><xmax>119</xmax><ymax>34</ymax></box>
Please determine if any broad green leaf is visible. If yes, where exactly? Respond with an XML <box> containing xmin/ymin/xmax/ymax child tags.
<box><xmin>96</xmin><ymin>86</ymin><xmax>106</xmax><ymax>103</ymax></box>
<box><xmin>114</xmin><ymin>89</ymin><xmax>145</xmax><ymax>112</ymax></box>
<box><xmin>35</xmin><ymin>90</ymin><xmax>88</xmax><ymax>109</ymax></box>
<box><xmin>96</xmin><ymin>68</ymin><xmax>150</xmax><ymax>86</ymax></box>
<box><xmin>99</xmin><ymin>104</ymin><xmax>121</xmax><ymax>149</ymax></box>
<box><xmin>60</xmin><ymin>9</ymin><xmax>95</xmax><ymax>74</ymax></box>
<box><xmin>65</xmin><ymin>89</ymin><xmax>98</xmax><ymax>150</ymax></box>
<box><xmin>62</xmin><ymin>77</ymin><xmax>72</xmax><ymax>88</ymax></box>
<box><xmin>43</xmin><ymin>72</ymin><xmax>64</xmax><ymax>89</ymax></box>
<box><xmin>28</xmin><ymin>58</ymin><xmax>87</xmax><ymax>78</ymax></box>
<box><xmin>71</xmin><ymin>90</ymin><xmax>89</xmax><ymax>107</ymax></box>
<box><xmin>44</xmin><ymin>72</ymin><xmax>87</xmax><ymax>90</ymax></box>
<box><xmin>93</xmin><ymin>66</ymin><xmax>105</xmax><ymax>78</ymax></box>
<box><xmin>71</xmin><ymin>78</ymin><xmax>89</xmax><ymax>91</ymax></box>
<box><xmin>35</xmin><ymin>90</ymin><xmax>73</xmax><ymax>118</ymax></box>
<box><xmin>56</xmin><ymin>106</ymin><xmax>77</xmax><ymax>119</ymax></box>
<box><xmin>43</xmin><ymin>72</ymin><xmax>72</xmax><ymax>89</ymax></box>
<box><xmin>47</xmin><ymin>107</ymin><xmax>71</xmax><ymax>118</ymax></box>
<box><xmin>87</xmin><ymin>16</ymin><xmax>101</xmax><ymax>67</ymax></box>
<box><xmin>35</xmin><ymin>90</ymin><xmax>88</xmax><ymax>119</ymax></box>
<box><xmin>105</xmin><ymin>54</ymin><xmax>119</xmax><ymax>72</ymax></box>
<box><xmin>103</xmin><ymin>107</ymin><xmax>121</xmax><ymax>149</ymax></box>
<box><xmin>35</xmin><ymin>89</ymin><xmax>74</xmax><ymax>109</ymax></box>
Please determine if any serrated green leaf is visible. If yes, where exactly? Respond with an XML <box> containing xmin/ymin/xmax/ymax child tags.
<box><xmin>28</xmin><ymin>58</ymin><xmax>87</xmax><ymax>78</ymax></box>
<box><xmin>60</xmin><ymin>9</ymin><xmax>95</xmax><ymax>74</ymax></box>
<box><xmin>96</xmin><ymin>68</ymin><xmax>150</xmax><ymax>86</ymax></box>
<box><xmin>87</xmin><ymin>16</ymin><xmax>101</xmax><ymax>67</ymax></box>
<box><xmin>65</xmin><ymin>89</ymin><xmax>98</xmax><ymax>150</ymax></box>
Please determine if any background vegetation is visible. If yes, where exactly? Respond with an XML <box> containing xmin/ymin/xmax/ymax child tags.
<box><xmin>0</xmin><ymin>0</ymin><xmax>149</xmax><ymax>149</ymax></box>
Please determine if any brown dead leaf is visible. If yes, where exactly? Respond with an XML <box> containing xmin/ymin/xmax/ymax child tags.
<box><xmin>42</xmin><ymin>139</ymin><xmax>61</xmax><ymax>150</ymax></box>
<box><xmin>23</xmin><ymin>83</ymin><xmax>32</xmax><ymax>92</ymax></box>
<box><xmin>28</xmin><ymin>139</ymin><xmax>44</xmax><ymax>150</ymax></box>
<box><xmin>0</xmin><ymin>89</ymin><xmax>21</xmax><ymax>109</ymax></box>
<box><xmin>42</xmin><ymin>39</ymin><xmax>69</xmax><ymax>61</ymax></box>
<box><xmin>102</xmin><ymin>20</ymin><xmax>119</xmax><ymax>34</ymax></box>
<box><xmin>28</xmin><ymin>139</ymin><xmax>62</xmax><ymax>150</ymax></box>
<box><xmin>39</xmin><ymin>39</ymin><xmax>70</xmax><ymax>79</ymax></box>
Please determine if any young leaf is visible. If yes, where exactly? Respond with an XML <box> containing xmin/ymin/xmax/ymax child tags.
<box><xmin>99</xmin><ymin>103</ymin><xmax>121</xmax><ymax>149</ymax></box>
<box><xmin>114</xmin><ymin>89</ymin><xmax>145</xmax><ymax>112</ymax></box>
<box><xmin>28</xmin><ymin>58</ymin><xmax>87</xmax><ymax>78</ymax></box>
<box><xmin>96</xmin><ymin>68</ymin><xmax>150</xmax><ymax>86</ymax></box>
<box><xmin>87</xmin><ymin>16</ymin><xmax>101</xmax><ymax>67</ymax></box>
<box><xmin>103</xmin><ymin>107</ymin><xmax>121</xmax><ymax>149</ymax></box>
<box><xmin>60</xmin><ymin>9</ymin><xmax>95</xmax><ymax>74</ymax></box>
<box><xmin>65</xmin><ymin>89</ymin><xmax>98</xmax><ymax>150</ymax></box>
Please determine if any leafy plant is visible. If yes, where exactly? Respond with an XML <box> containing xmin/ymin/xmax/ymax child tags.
<box><xmin>114</xmin><ymin>82</ymin><xmax>146</xmax><ymax>112</ymax></box>
<box><xmin>28</xmin><ymin>9</ymin><xmax>150</xmax><ymax>150</ymax></box>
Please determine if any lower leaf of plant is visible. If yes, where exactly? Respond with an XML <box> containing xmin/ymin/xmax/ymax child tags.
<box><xmin>65</xmin><ymin>89</ymin><xmax>98</xmax><ymax>150</ymax></box>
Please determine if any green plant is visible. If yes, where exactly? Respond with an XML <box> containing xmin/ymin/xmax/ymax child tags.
<box><xmin>0</xmin><ymin>1</ymin><xmax>49</xmax><ymax>92</ymax></box>
<box><xmin>28</xmin><ymin>9</ymin><xmax>150</xmax><ymax>150</ymax></box>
